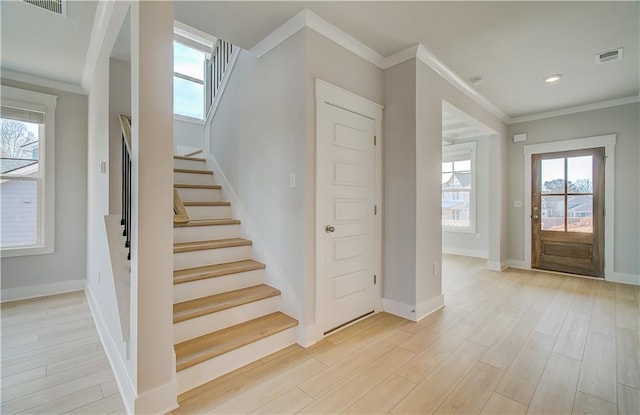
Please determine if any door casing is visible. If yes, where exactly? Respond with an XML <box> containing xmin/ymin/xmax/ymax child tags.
<box><xmin>314</xmin><ymin>79</ymin><xmax>383</xmax><ymax>342</ymax></box>
<box><xmin>523</xmin><ymin>134</ymin><xmax>616</xmax><ymax>278</ymax></box>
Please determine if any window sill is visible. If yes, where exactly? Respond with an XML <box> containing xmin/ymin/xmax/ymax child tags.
<box><xmin>1</xmin><ymin>243</ymin><xmax>54</xmax><ymax>258</ymax></box>
<box><xmin>174</xmin><ymin>114</ymin><xmax>204</xmax><ymax>125</ymax></box>
<box><xmin>443</xmin><ymin>227</ymin><xmax>476</xmax><ymax>234</ymax></box>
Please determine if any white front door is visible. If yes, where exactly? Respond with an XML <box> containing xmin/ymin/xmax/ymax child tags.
<box><xmin>317</xmin><ymin>102</ymin><xmax>377</xmax><ymax>334</ymax></box>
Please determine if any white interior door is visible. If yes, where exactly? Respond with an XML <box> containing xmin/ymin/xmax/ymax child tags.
<box><xmin>318</xmin><ymin>102</ymin><xmax>376</xmax><ymax>334</ymax></box>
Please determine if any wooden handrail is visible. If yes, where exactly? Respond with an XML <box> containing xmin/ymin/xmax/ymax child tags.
<box><xmin>118</xmin><ymin>115</ymin><xmax>132</xmax><ymax>152</ymax></box>
<box><xmin>174</xmin><ymin>189</ymin><xmax>189</xmax><ymax>224</ymax></box>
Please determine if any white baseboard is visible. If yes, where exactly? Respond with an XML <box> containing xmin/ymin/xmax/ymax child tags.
<box><xmin>415</xmin><ymin>295</ymin><xmax>445</xmax><ymax>322</ymax></box>
<box><xmin>382</xmin><ymin>298</ymin><xmax>416</xmax><ymax>321</ymax></box>
<box><xmin>442</xmin><ymin>247</ymin><xmax>488</xmax><ymax>259</ymax></box>
<box><xmin>486</xmin><ymin>261</ymin><xmax>507</xmax><ymax>272</ymax></box>
<box><xmin>1</xmin><ymin>279</ymin><xmax>85</xmax><ymax>302</ymax></box>
<box><xmin>607</xmin><ymin>272</ymin><xmax>640</xmax><ymax>286</ymax></box>
<box><xmin>133</xmin><ymin>378</ymin><xmax>178</xmax><ymax>415</ymax></box>
<box><xmin>503</xmin><ymin>259</ymin><xmax>530</xmax><ymax>270</ymax></box>
<box><xmin>85</xmin><ymin>286</ymin><xmax>136</xmax><ymax>415</ymax></box>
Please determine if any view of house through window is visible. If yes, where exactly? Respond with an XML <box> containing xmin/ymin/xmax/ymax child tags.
<box><xmin>442</xmin><ymin>158</ymin><xmax>472</xmax><ymax>228</ymax></box>
<box><xmin>0</xmin><ymin>113</ymin><xmax>42</xmax><ymax>248</ymax></box>
<box><xmin>174</xmin><ymin>41</ymin><xmax>205</xmax><ymax>119</ymax></box>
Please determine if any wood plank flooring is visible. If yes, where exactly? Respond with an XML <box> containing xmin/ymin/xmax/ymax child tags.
<box><xmin>176</xmin><ymin>255</ymin><xmax>639</xmax><ymax>414</ymax></box>
<box><xmin>2</xmin><ymin>255</ymin><xmax>638</xmax><ymax>414</ymax></box>
<box><xmin>1</xmin><ymin>292</ymin><xmax>125</xmax><ymax>415</ymax></box>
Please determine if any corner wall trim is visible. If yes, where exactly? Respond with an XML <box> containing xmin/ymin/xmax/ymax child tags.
<box><xmin>442</xmin><ymin>247</ymin><xmax>488</xmax><ymax>259</ymax></box>
<box><xmin>382</xmin><ymin>298</ymin><xmax>416</xmax><ymax>321</ymax></box>
<box><xmin>1</xmin><ymin>69</ymin><xmax>86</xmax><ymax>95</ymax></box>
<box><xmin>415</xmin><ymin>295</ymin><xmax>445</xmax><ymax>322</ymax></box>
<box><xmin>1</xmin><ymin>279</ymin><xmax>85</xmax><ymax>303</ymax></box>
<box><xmin>608</xmin><ymin>272</ymin><xmax>640</xmax><ymax>286</ymax></box>
<box><xmin>508</xmin><ymin>96</ymin><xmax>640</xmax><ymax>124</ymax></box>
<box><xmin>85</xmin><ymin>286</ymin><xmax>136</xmax><ymax>415</ymax></box>
<box><xmin>486</xmin><ymin>261</ymin><xmax>507</xmax><ymax>272</ymax></box>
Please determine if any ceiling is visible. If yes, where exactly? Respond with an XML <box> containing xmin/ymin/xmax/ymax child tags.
<box><xmin>1</xmin><ymin>1</ymin><xmax>637</xmax><ymax>120</ymax></box>
<box><xmin>176</xmin><ymin>1</ymin><xmax>639</xmax><ymax>119</ymax></box>
<box><xmin>0</xmin><ymin>0</ymin><xmax>98</xmax><ymax>86</ymax></box>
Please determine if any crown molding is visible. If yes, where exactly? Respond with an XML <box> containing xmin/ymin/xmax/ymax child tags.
<box><xmin>250</xmin><ymin>9</ymin><xmax>509</xmax><ymax>123</ymax></box>
<box><xmin>508</xmin><ymin>95</ymin><xmax>640</xmax><ymax>124</ymax></box>
<box><xmin>1</xmin><ymin>69</ymin><xmax>85</xmax><ymax>95</ymax></box>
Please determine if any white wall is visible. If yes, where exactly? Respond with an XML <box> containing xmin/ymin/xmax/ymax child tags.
<box><xmin>0</xmin><ymin>79</ymin><xmax>88</xmax><ymax>301</ymax></box>
<box><xmin>174</xmin><ymin>117</ymin><xmax>203</xmax><ymax>155</ymax></box>
<box><xmin>442</xmin><ymin>137</ymin><xmax>490</xmax><ymax>258</ymax></box>
<box><xmin>507</xmin><ymin>103</ymin><xmax>640</xmax><ymax>276</ymax></box>
<box><xmin>109</xmin><ymin>58</ymin><xmax>131</xmax><ymax>215</ymax></box>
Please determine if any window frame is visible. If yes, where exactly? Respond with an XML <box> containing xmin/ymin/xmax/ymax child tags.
<box><xmin>442</xmin><ymin>141</ymin><xmax>476</xmax><ymax>233</ymax></box>
<box><xmin>1</xmin><ymin>86</ymin><xmax>57</xmax><ymax>257</ymax></box>
<box><xmin>173</xmin><ymin>37</ymin><xmax>209</xmax><ymax>121</ymax></box>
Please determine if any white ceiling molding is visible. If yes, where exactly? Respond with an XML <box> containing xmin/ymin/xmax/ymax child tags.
<box><xmin>1</xmin><ymin>68</ymin><xmax>86</xmax><ymax>95</ymax></box>
<box><xmin>508</xmin><ymin>95</ymin><xmax>640</xmax><ymax>124</ymax></box>
<box><xmin>250</xmin><ymin>9</ymin><xmax>508</xmax><ymax>123</ymax></box>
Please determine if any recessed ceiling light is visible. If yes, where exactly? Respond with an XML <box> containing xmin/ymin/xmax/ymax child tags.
<box><xmin>543</xmin><ymin>74</ymin><xmax>563</xmax><ymax>83</ymax></box>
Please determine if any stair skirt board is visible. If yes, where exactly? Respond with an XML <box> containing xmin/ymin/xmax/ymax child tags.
<box><xmin>183</xmin><ymin>205</ymin><xmax>231</xmax><ymax>220</ymax></box>
<box><xmin>174</xmin><ymin>159</ymin><xmax>206</xmax><ymax>170</ymax></box>
<box><xmin>174</xmin><ymin>269</ymin><xmax>264</xmax><ymax>304</ymax></box>
<box><xmin>176</xmin><ymin>327</ymin><xmax>298</xmax><ymax>395</ymax></box>
<box><xmin>173</xmin><ymin>296</ymin><xmax>280</xmax><ymax>344</ymax></box>
<box><xmin>174</xmin><ymin>172</ymin><xmax>214</xmax><ymax>186</ymax></box>
<box><xmin>174</xmin><ymin>223</ymin><xmax>241</xmax><ymax>243</ymax></box>
<box><xmin>176</xmin><ymin>188</ymin><xmax>222</xmax><ymax>203</ymax></box>
<box><xmin>173</xmin><ymin>245</ymin><xmax>253</xmax><ymax>270</ymax></box>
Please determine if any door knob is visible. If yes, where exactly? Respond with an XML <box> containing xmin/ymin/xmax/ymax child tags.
<box><xmin>532</xmin><ymin>214</ymin><xmax>540</xmax><ymax>220</ymax></box>
<box><xmin>325</xmin><ymin>225</ymin><xmax>335</xmax><ymax>233</ymax></box>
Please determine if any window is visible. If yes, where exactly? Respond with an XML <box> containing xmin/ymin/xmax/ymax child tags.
<box><xmin>1</xmin><ymin>86</ymin><xmax>56</xmax><ymax>257</ymax></box>
<box><xmin>174</xmin><ymin>41</ymin><xmax>206</xmax><ymax>120</ymax></box>
<box><xmin>442</xmin><ymin>142</ymin><xmax>476</xmax><ymax>232</ymax></box>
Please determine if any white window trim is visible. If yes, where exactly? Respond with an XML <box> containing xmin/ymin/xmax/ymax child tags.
<box><xmin>173</xmin><ymin>36</ymin><xmax>207</xmax><ymax>121</ymax></box>
<box><xmin>1</xmin><ymin>86</ymin><xmax>57</xmax><ymax>257</ymax></box>
<box><xmin>442</xmin><ymin>141</ymin><xmax>476</xmax><ymax>233</ymax></box>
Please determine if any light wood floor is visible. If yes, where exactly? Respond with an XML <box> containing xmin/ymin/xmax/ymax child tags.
<box><xmin>2</xmin><ymin>256</ymin><xmax>638</xmax><ymax>414</ymax></box>
<box><xmin>176</xmin><ymin>255</ymin><xmax>640</xmax><ymax>414</ymax></box>
<box><xmin>1</xmin><ymin>292</ymin><xmax>125</xmax><ymax>414</ymax></box>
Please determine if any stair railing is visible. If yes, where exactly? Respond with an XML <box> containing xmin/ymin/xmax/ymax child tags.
<box><xmin>118</xmin><ymin>115</ymin><xmax>132</xmax><ymax>260</ymax></box>
<box><xmin>205</xmin><ymin>39</ymin><xmax>235</xmax><ymax>115</ymax></box>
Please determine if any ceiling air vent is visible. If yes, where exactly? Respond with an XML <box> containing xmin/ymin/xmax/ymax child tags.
<box><xmin>22</xmin><ymin>0</ymin><xmax>64</xmax><ymax>15</ymax></box>
<box><xmin>595</xmin><ymin>48</ymin><xmax>623</xmax><ymax>64</ymax></box>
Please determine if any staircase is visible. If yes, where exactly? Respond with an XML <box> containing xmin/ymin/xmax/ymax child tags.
<box><xmin>172</xmin><ymin>155</ymin><xmax>298</xmax><ymax>395</ymax></box>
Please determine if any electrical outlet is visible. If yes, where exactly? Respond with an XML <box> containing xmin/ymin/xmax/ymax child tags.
<box><xmin>289</xmin><ymin>173</ymin><xmax>296</xmax><ymax>188</ymax></box>
<box><xmin>476</xmin><ymin>233</ymin><xmax>481</xmax><ymax>240</ymax></box>
<box><xmin>513</xmin><ymin>200</ymin><xmax>522</xmax><ymax>208</ymax></box>
<box><xmin>433</xmin><ymin>262</ymin><xmax>439</xmax><ymax>276</ymax></box>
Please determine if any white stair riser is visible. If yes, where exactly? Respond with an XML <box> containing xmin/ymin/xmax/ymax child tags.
<box><xmin>173</xmin><ymin>269</ymin><xmax>265</xmax><ymax>303</ymax></box>
<box><xmin>176</xmin><ymin>188</ymin><xmax>222</xmax><ymax>203</ymax></box>
<box><xmin>174</xmin><ymin>245</ymin><xmax>253</xmax><ymax>270</ymax></box>
<box><xmin>173</xmin><ymin>296</ymin><xmax>280</xmax><ymax>344</ymax></box>
<box><xmin>174</xmin><ymin>172</ymin><xmax>213</xmax><ymax>186</ymax></box>
<box><xmin>174</xmin><ymin>224</ymin><xmax>241</xmax><ymax>243</ymax></box>
<box><xmin>176</xmin><ymin>327</ymin><xmax>297</xmax><ymax>394</ymax></box>
<box><xmin>184</xmin><ymin>205</ymin><xmax>231</xmax><ymax>220</ymax></box>
<box><xmin>174</xmin><ymin>159</ymin><xmax>206</xmax><ymax>170</ymax></box>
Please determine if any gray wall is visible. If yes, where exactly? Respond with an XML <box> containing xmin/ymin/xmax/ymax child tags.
<box><xmin>382</xmin><ymin>59</ymin><xmax>417</xmax><ymax>307</ymax></box>
<box><xmin>442</xmin><ymin>137</ymin><xmax>490</xmax><ymax>258</ymax></box>
<box><xmin>507</xmin><ymin>103</ymin><xmax>640</xmax><ymax>275</ymax></box>
<box><xmin>1</xmin><ymin>79</ymin><xmax>88</xmax><ymax>296</ymax></box>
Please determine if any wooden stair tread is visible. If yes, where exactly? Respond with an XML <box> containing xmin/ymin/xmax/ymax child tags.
<box><xmin>174</xmin><ymin>260</ymin><xmax>266</xmax><ymax>285</ymax></box>
<box><xmin>173</xmin><ymin>284</ymin><xmax>280</xmax><ymax>323</ymax></box>
<box><xmin>174</xmin><ymin>219</ymin><xmax>241</xmax><ymax>228</ymax></box>
<box><xmin>183</xmin><ymin>201</ymin><xmax>230</xmax><ymax>206</ymax></box>
<box><xmin>175</xmin><ymin>312</ymin><xmax>298</xmax><ymax>371</ymax></box>
<box><xmin>173</xmin><ymin>183</ymin><xmax>222</xmax><ymax>190</ymax></box>
<box><xmin>174</xmin><ymin>238</ymin><xmax>252</xmax><ymax>253</ymax></box>
<box><xmin>174</xmin><ymin>155</ymin><xmax>206</xmax><ymax>162</ymax></box>
<box><xmin>174</xmin><ymin>168</ymin><xmax>214</xmax><ymax>175</ymax></box>
<box><xmin>174</xmin><ymin>184</ymin><xmax>221</xmax><ymax>190</ymax></box>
